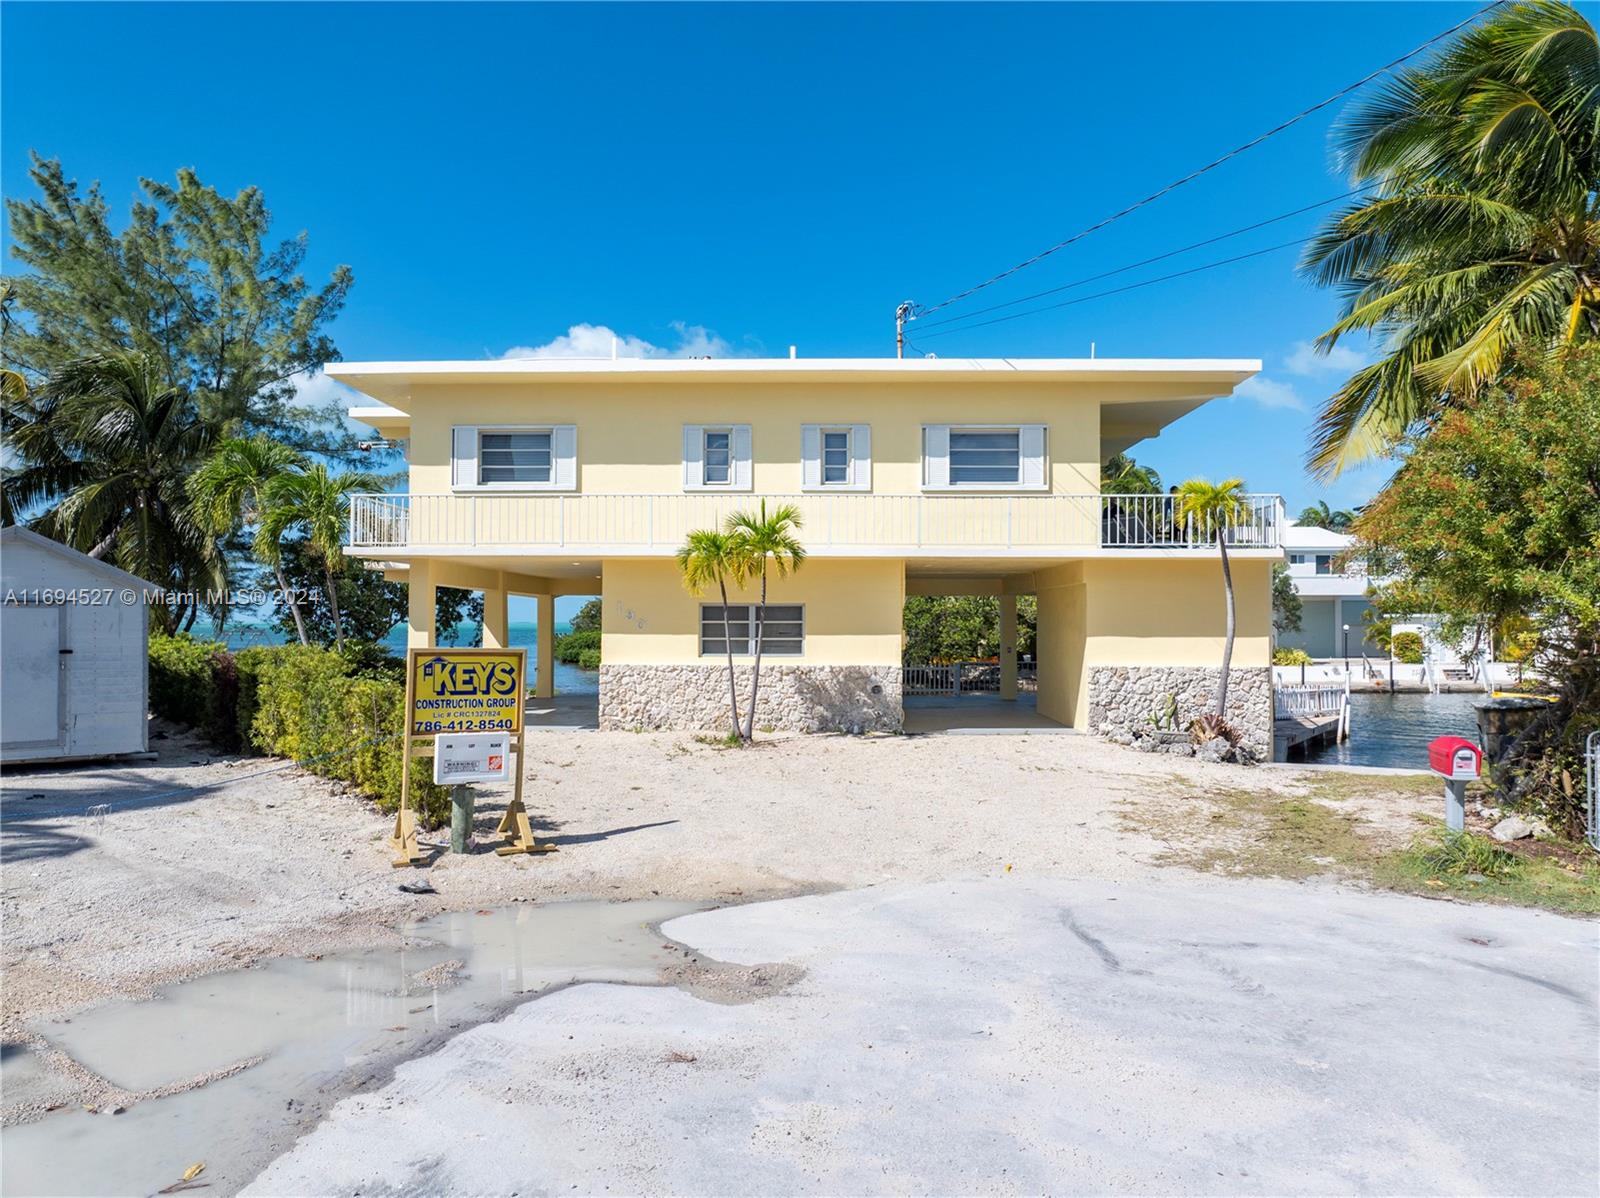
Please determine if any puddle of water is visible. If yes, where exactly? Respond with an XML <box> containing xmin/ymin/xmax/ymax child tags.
<box><xmin>1</xmin><ymin>898</ymin><xmax>700</xmax><ymax>1197</ymax></box>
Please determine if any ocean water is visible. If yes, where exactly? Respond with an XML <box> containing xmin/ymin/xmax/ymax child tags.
<box><xmin>195</xmin><ymin>620</ymin><xmax>599</xmax><ymax>694</ymax></box>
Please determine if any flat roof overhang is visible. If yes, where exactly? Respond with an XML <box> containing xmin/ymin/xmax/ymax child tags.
<box><xmin>334</xmin><ymin>356</ymin><xmax>1260</xmax><ymax>459</ymax></box>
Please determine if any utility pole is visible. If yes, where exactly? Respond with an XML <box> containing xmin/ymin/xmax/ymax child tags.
<box><xmin>895</xmin><ymin>301</ymin><xmax>914</xmax><ymax>359</ymax></box>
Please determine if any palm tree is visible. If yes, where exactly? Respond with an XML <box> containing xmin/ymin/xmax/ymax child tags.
<box><xmin>189</xmin><ymin>436</ymin><xmax>311</xmax><ymax>643</ymax></box>
<box><xmin>2</xmin><ymin>352</ymin><xmax>223</xmax><ymax>631</ymax></box>
<box><xmin>1174</xmin><ymin>478</ymin><xmax>1248</xmax><ymax>721</ymax></box>
<box><xmin>258</xmin><ymin>464</ymin><xmax>379</xmax><ymax>651</ymax></box>
<box><xmin>1101</xmin><ymin>453</ymin><xmax>1163</xmax><ymax>495</ymax></box>
<box><xmin>1301</xmin><ymin>1</ymin><xmax>1600</xmax><ymax>477</ymax></box>
<box><xmin>675</xmin><ymin>529</ymin><xmax>750</xmax><ymax>740</ymax></box>
<box><xmin>1296</xmin><ymin>500</ymin><xmax>1356</xmax><ymax>531</ymax></box>
<box><xmin>725</xmin><ymin>501</ymin><xmax>806</xmax><ymax>741</ymax></box>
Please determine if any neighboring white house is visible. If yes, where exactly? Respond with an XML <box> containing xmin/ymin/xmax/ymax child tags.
<box><xmin>1276</xmin><ymin>521</ymin><xmax>1379</xmax><ymax>660</ymax></box>
<box><xmin>0</xmin><ymin>527</ymin><xmax>152</xmax><ymax>764</ymax></box>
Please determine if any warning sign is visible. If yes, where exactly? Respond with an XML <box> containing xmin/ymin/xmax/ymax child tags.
<box><xmin>407</xmin><ymin>648</ymin><xmax>525</xmax><ymax>737</ymax></box>
<box><xmin>433</xmin><ymin>733</ymin><xmax>511</xmax><ymax>784</ymax></box>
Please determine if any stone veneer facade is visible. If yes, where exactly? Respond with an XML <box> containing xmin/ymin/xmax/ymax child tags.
<box><xmin>599</xmin><ymin>664</ymin><xmax>903</xmax><ymax>733</ymax></box>
<box><xmin>1088</xmin><ymin>665</ymin><xmax>1274</xmax><ymax>759</ymax></box>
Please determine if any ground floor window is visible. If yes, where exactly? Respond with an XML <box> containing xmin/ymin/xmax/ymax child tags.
<box><xmin>700</xmin><ymin>604</ymin><xmax>804</xmax><ymax>657</ymax></box>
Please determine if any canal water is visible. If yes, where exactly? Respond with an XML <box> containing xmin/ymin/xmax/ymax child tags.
<box><xmin>1300</xmin><ymin>691</ymin><xmax>1484</xmax><ymax>769</ymax></box>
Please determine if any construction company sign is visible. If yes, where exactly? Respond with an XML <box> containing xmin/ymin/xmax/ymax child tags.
<box><xmin>407</xmin><ymin>648</ymin><xmax>525</xmax><ymax>737</ymax></box>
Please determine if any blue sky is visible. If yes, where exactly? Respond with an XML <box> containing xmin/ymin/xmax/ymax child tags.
<box><xmin>4</xmin><ymin>2</ymin><xmax>1484</xmax><ymax>617</ymax></box>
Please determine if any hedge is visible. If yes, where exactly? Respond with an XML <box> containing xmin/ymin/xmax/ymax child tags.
<box><xmin>553</xmin><ymin>628</ymin><xmax>601</xmax><ymax>666</ymax></box>
<box><xmin>148</xmin><ymin>634</ymin><xmax>450</xmax><ymax>826</ymax></box>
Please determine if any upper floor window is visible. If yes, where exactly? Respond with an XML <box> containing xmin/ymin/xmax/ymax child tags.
<box><xmin>822</xmin><ymin>430</ymin><xmax>851</xmax><ymax>484</ymax></box>
<box><xmin>683</xmin><ymin>424</ymin><xmax>752</xmax><ymax>491</ymax></box>
<box><xmin>1315</xmin><ymin>554</ymin><xmax>1333</xmax><ymax>575</ymax></box>
<box><xmin>950</xmin><ymin>428</ymin><xmax>1020</xmax><ymax>485</ymax></box>
<box><xmin>802</xmin><ymin>423</ymin><xmax>871</xmax><ymax>491</ymax></box>
<box><xmin>922</xmin><ymin>424</ymin><xmax>1046</xmax><ymax>491</ymax></box>
<box><xmin>451</xmin><ymin>425</ymin><xmax>576</xmax><ymax>491</ymax></box>
<box><xmin>703</xmin><ymin>429</ymin><xmax>732</xmax><ymax>486</ymax></box>
<box><xmin>479</xmin><ymin>431</ymin><xmax>551</xmax><ymax>485</ymax></box>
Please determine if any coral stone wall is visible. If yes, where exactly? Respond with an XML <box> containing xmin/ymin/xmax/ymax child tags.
<box><xmin>599</xmin><ymin>664</ymin><xmax>903</xmax><ymax>733</ymax></box>
<box><xmin>1088</xmin><ymin>666</ymin><xmax>1273</xmax><ymax>758</ymax></box>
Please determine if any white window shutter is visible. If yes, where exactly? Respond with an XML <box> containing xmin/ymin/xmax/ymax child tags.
<box><xmin>851</xmin><ymin>424</ymin><xmax>872</xmax><ymax>490</ymax></box>
<box><xmin>732</xmin><ymin>425</ymin><xmax>753</xmax><ymax>491</ymax></box>
<box><xmin>552</xmin><ymin>425</ymin><xmax>577</xmax><ymax>490</ymax></box>
<box><xmin>682</xmin><ymin>425</ymin><xmax>703</xmax><ymax>489</ymax></box>
<box><xmin>801</xmin><ymin>425</ymin><xmax>822</xmax><ymax>488</ymax></box>
<box><xmin>1020</xmin><ymin>424</ymin><xmax>1047</xmax><ymax>488</ymax></box>
<box><xmin>452</xmin><ymin>426</ymin><xmax>478</xmax><ymax>488</ymax></box>
<box><xmin>923</xmin><ymin>425</ymin><xmax>950</xmax><ymax>487</ymax></box>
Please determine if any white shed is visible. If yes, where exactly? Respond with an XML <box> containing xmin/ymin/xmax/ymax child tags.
<box><xmin>1</xmin><ymin>526</ymin><xmax>153</xmax><ymax>763</ymax></box>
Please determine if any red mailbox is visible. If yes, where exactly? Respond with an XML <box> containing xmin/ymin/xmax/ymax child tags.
<box><xmin>1429</xmin><ymin>736</ymin><xmax>1481</xmax><ymax>781</ymax></box>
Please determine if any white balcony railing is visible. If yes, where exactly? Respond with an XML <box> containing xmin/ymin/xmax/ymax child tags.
<box><xmin>349</xmin><ymin>492</ymin><xmax>1284</xmax><ymax>554</ymax></box>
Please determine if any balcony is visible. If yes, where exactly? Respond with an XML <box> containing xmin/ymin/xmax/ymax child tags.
<box><xmin>348</xmin><ymin>492</ymin><xmax>1284</xmax><ymax>556</ymax></box>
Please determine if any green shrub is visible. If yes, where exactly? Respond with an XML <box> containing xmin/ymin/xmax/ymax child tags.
<box><xmin>1392</xmin><ymin>631</ymin><xmax>1425</xmax><ymax>665</ymax></box>
<box><xmin>577</xmin><ymin>648</ymin><xmax>601</xmax><ymax>670</ymax></box>
<box><xmin>148</xmin><ymin>633</ymin><xmax>226</xmax><ymax>729</ymax></box>
<box><xmin>554</xmin><ymin>628</ymin><xmax>601</xmax><ymax>665</ymax></box>
<box><xmin>150</xmin><ymin>637</ymin><xmax>450</xmax><ymax>827</ymax></box>
<box><xmin>1273</xmin><ymin>647</ymin><xmax>1314</xmax><ymax>666</ymax></box>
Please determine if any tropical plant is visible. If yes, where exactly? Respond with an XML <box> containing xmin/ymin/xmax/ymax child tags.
<box><xmin>902</xmin><ymin>595</ymin><xmax>1038</xmax><ymax>665</ymax></box>
<box><xmin>1174</xmin><ymin>478</ymin><xmax>1248</xmax><ymax>719</ymax></box>
<box><xmin>569</xmin><ymin>597</ymin><xmax>603</xmax><ymax>633</ymax></box>
<box><xmin>1101</xmin><ymin>453</ymin><xmax>1163</xmax><ymax>495</ymax></box>
<box><xmin>675</xmin><ymin>528</ymin><xmax>750</xmax><ymax>739</ymax></box>
<box><xmin>1295</xmin><ymin>500</ymin><xmax>1356</xmax><ymax>530</ymax></box>
<box><xmin>726</xmin><ymin>501</ymin><xmax>807</xmax><ymax>741</ymax></box>
<box><xmin>1354</xmin><ymin>345</ymin><xmax>1600</xmax><ymax>836</ymax></box>
<box><xmin>1273</xmin><ymin>647</ymin><xmax>1314</xmax><ymax>666</ymax></box>
<box><xmin>2</xmin><ymin>352</ymin><xmax>224</xmax><ymax>631</ymax></box>
<box><xmin>1271</xmin><ymin>564</ymin><xmax>1303</xmax><ymax>635</ymax></box>
<box><xmin>3</xmin><ymin>156</ymin><xmax>357</xmax><ymax>457</ymax></box>
<box><xmin>1391</xmin><ymin>631</ymin><xmax>1426</xmax><ymax>664</ymax></box>
<box><xmin>1300</xmin><ymin>1</ymin><xmax>1600</xmax><ymax>476</ymax></box>
<box><xmin>257</xmin><ymin>464</ymin><xmax>380</xmax><ymax>651</ymax></box>
<box><xmin>188</xmin><ymin>436</ymin><xmax>311</xmax><ymax>643</ymax></box>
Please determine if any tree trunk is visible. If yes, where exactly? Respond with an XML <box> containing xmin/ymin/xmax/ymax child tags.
<box><xmin>742</xmin><ymin>565</ymin><xmax>768</xmax><ymax>741</ymax></box>
<box><xmin>1214</xmin><ymin>529</ymin><xmax>1236</xmax><ymax>719</ymax></box>
<box><xmin>323</xmin><ymin>561</ymin><xmax>346</xmax><ymax>652</ymax></box>
<box><xmin>718</xmin><ymin>578</ymin><xmax>743</xmax><ymax>739</ymax></box>
<box><xmin>87</xmin><ymin>531</ymin><xmax>117</xmax><ymax>560</ymax></box>
<box><xmin>276</xmin><ymin>563</ymin><xmax>309</xmax><ymax>645</ymax></box>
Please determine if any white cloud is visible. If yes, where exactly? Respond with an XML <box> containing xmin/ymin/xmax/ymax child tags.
<box><xmin>502</xmin><ymin>321</ymin><xmax>744</xmax><ymax>360</ymax></box>
<box><xmin>1234</xmin><ymin>375</ymin><xmax>1306</xmax><ymax>411</ymax></box>
<box><xmin>1285</xmin><ymin>339</ymin><xmax>1366</xmax><ymax>377</ymax></box>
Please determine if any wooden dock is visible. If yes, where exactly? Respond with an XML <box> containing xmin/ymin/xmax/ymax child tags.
<box><xmin>1274</xmin><ymin>683</ymin><xmax>1350</xmax><ymax>761</ymax></box>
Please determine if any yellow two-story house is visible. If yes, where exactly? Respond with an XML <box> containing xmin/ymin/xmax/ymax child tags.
<box><xmin>332</xmin><ymin>357</ymin><xmax>1282</xmax><ymax>753</ymax></box>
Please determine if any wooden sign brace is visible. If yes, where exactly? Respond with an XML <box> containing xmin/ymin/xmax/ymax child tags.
<box><xmin>394</xmin><ymin>646</ymin><xmax>554</xmax><ymax>866</ymax></box>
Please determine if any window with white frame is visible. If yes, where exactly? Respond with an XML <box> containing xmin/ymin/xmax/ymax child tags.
<box><xmin>479</xmin><ymin>430</ymin><xmax>552</xmax><ymax>485</ymax></box>
<box><xmin>821</xmin><ymin>428</ymin><xmax>852</xmax><ymax>485</ymax></box>
<box><xmin>702</xmin><ymin>428</ymin><xmax>732</xmax><ymax>486</ymax></box>
<box><xmin>949</xmin><ymin>427</ymin><xmax>1021</xmax><ymax>485</ymax></box>
<box><xmin>700</xmin><ymin>604</ymin><xmax>804</xmax><ymax>656</ymax></box>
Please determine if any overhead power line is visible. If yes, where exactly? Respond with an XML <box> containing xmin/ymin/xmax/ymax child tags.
<box><xmin>909</xmin><ymin>1</ymin><xmax>1504</xmax><ymax>323</ymax></box>
<box><xmin>911</xmin><ymin>186</ymin><xmax>1372</xmax><ymax>334</ymax></box>
<box><xmin>913</xmin><ymin>236</ymin><xmax>1314</xmax><ymax>341</ymax></box>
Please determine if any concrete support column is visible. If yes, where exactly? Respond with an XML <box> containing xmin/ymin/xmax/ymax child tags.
<box><xmin>535</xmin><ymin>592</ymin><xmax>555</xmax><ymax>698</ymax></box>
<box><xmin>407</xmin><ymin>560</ymin><xmax>436</xmax><ymax>650</ymax></box>
<box><xmin>998</xmin><ymin>593</ymin><xmax>1018</xmax><ymax>701</ymax></box>
<box><xmin>482</xmin><ymin>587</ymin><xmax>509</xmax><ymax>649</ymax></box>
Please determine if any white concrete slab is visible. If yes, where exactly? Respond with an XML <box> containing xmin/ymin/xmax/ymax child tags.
<box><xmin>246</xmin><ymin>876</ymin><xmax>1598</xmax><ymax>1195</ymax></box>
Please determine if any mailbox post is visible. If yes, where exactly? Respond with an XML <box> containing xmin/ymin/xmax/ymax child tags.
<box><xmin>1428</xmin><ymin>736</ymin><xmax>1482</xmax><ymax>832</ymax></box>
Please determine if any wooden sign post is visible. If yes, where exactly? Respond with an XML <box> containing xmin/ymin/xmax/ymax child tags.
<box><xmin>395</xmin><ymin>646</ymin><xmax>547</xmax><ymax>867</ymax></box>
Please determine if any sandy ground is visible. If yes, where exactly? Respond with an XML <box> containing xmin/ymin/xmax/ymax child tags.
<box><xmin>1</xmin><ymin>719</ymin><xmax>1359</xmax><ymax>1029</ymax></box>
<box><xmin>246</xmin><ymin>877</ymin><xmax>1600</xmax><ymax>1196</ymax></box>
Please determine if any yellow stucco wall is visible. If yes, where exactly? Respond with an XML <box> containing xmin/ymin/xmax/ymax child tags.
<box><xmin>601</xmin><ymin>557</ymin><xmax>906</xmax><ymax>666</ymax></box>
<box><xmin>1033</xmin><ymin>556</ymin><xmax>1273</xmax><ymax>729</ymax></box>
<box><xmin>398</xmin><ymin>378</ymin><xmax>1223</xmax><ymax>498</ymax></box>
